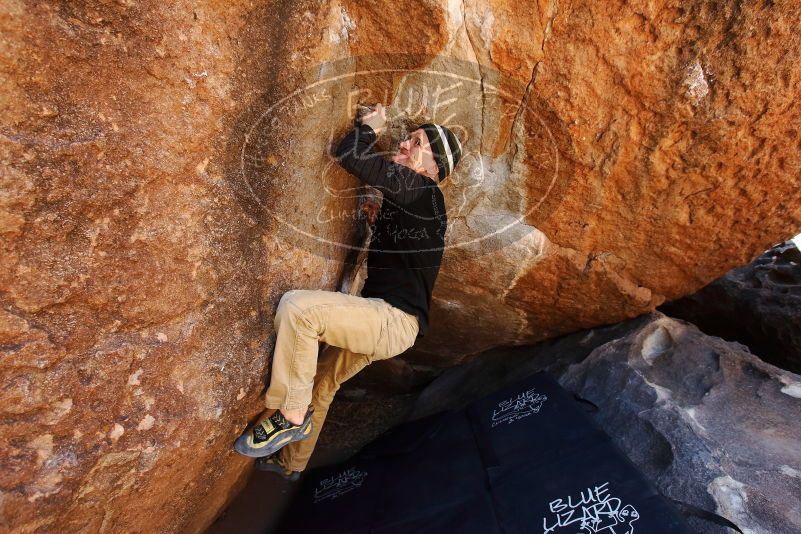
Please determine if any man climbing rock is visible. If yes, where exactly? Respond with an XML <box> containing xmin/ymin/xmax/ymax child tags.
<box><xmin>233</xmin><ymin>103</ymin><xmax>463</xmax><ymax>481</ymax></box>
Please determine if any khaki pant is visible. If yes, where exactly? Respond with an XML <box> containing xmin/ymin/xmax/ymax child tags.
<box><xmin>264</xmin><ymin>289</ymin><xmax>419</xmax><ymax>471</ymax></box>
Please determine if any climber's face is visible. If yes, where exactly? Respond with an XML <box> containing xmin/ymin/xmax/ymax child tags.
<box><xmin>392</xmin><ymin>128</ymin><xmax>439</xmax><ymax>182</ymax></box>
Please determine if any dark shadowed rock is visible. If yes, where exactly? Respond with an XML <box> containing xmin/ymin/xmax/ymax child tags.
<box><xmin>559</xmin><ymin>313</ymin><xmax>801</xmax><ymax>534</ymax></box>
<box><xmin>405</xmin><ymin>312</ymin><xmax>656</xmax><ymax>420</ymax></box>
<box><xmin>659</xmin><ymin>239</ymin><xmax>801</xmax><ymax>373</ymax></box>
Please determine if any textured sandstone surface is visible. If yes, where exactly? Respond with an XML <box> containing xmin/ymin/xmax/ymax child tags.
<box><xmin>560</xmin><ymin>314</ymin><xmax>801</xmax><ymax>534</ymax></box>
<box><xmin>2</xmin><ymin>0</ymin><xmax>801</xmax><ymax>532</ymax></box>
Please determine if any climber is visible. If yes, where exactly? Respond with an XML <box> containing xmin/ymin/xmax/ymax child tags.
<box><xmin>232</xmin><ymin>103</ymin><xmax>464</xmax><ymax>480</ymax></box>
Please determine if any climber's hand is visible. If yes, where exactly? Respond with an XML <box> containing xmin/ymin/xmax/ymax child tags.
<box><xmin>360</xmin><ymin>198</ymin><xmax>380</xmax><ymax>225</ymax></box>
<box><xmin>361</xmin><ymin>103</ymin><xmax>387</xmax><ymax>136</ymax></box>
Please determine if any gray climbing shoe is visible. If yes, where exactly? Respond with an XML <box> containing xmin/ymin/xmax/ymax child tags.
<box><xmin>233</xmin><ymin>406</ymin><xmax>314</xmax><ymax>458</ymax></box>
<box><xmin>255</xmin><ymin>452</ymin><xmax>302</xmax><ymax>481</ymax></box>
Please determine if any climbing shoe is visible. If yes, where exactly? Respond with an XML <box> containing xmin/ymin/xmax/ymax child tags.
<box><xmin>233</xmin><ymin>406</ymin><xmax>314</xmax><ymax>458</ymax></box>
<box><xmin>255</xmin><ymin>452</ymin><xmax>302</xmax><ymax>481</ymax></box>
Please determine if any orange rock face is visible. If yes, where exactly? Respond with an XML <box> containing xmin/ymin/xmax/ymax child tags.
<box><xmin>2</xmin><ymin>0</ymin><xmax>800</xmax><ymax>531</ymax></box>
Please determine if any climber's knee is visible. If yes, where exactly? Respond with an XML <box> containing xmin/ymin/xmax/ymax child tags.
<box><xmin>275</xmin><ymin>289</ymin><xmax>311</xmax><ymax>328</ymax></box>
<box><xmin>312</xmin><ymin>373</ymin><xmax>339</xmax><ymax>398</ymax></box>
<box><xmin>277</xmin><ymin>289</ymin><xmax>300</xmax><ymax>310</ymax></box>
<box><xmin>277</xmin><ymin>289</ymin><xmax>324</xmax><ymax>317</ymax></box>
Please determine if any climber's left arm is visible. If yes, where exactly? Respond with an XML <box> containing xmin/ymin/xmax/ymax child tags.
<box><xmin>333</xmin><ymin>124</ymin><xmax>430</xmax><ymax>206</ymax></box>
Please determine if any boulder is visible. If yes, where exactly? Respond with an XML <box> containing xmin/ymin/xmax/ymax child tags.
<box><xmin>3</xmin><ymin>0</ymin><xmax>801</xmax><ymax>531</ymax></box>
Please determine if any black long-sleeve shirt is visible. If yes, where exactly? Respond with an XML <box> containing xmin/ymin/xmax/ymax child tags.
<box><xmin>333</xmin><ymin>124</ymin><xmax>447</xmax><ymax>338</ymax></box>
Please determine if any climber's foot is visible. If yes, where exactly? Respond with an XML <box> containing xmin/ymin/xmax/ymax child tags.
<box><xmin>233</xmin><ymin>405</ymin><xmax>314</xmax><ymax>458</ymax></box>
<box><xmin>255</xmin><ymin>451</ymin><xmax>302</xmax><ymax>481</ymax></box>
<box><xmin>280</xmin><ymin>407</ymin><xmax>308</xmax><ymax>426</ymax></box>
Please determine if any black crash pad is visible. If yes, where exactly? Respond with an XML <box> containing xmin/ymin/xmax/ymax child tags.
<box><xmin>276</xmin><ymin>372</ymin><xmax>692</xmax><ymax>534</ymax></box>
